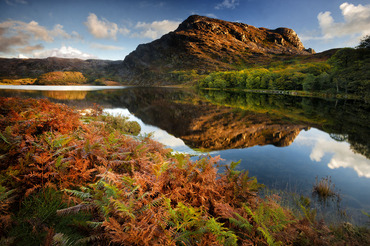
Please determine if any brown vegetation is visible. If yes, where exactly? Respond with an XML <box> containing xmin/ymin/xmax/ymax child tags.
<box><xmin>313</xmin><ymin>176</ymin><xmax>338</xmax><ymax>199</ymax></box>
<box><xmin>35</xmin><ymin>71</ymin><xmax>87</xmax><ymax>85</ymax></box>
<box><xmin>0</xmin><ymin>78</ymin><xmax>36</xmax><ymax>85</ymax></box>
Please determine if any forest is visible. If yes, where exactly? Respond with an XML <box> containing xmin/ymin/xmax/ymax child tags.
<box><xmin>198</xmin><ymin>37</ymin><xmax>370</xmax><ymax>98</ymax></box>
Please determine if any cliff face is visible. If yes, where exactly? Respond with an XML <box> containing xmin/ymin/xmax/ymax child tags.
<box><xmin>119</xmin><ymin>15</ymin><xmax>314</xmax><ymax>85</ymax></box>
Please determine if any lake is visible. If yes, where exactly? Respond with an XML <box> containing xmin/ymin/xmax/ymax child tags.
<box><xmin>1</xmin><ymin>85</ymin><xmax>369</xmax><ymax>225</ymax></box>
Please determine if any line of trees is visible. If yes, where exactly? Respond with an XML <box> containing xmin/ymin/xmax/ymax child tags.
<box><xmin>198</xmin><ymin>62</ymin><xmax>332</xmax><ymax>91</ymax></box>
<box><xmin>198</xmin><ymin>36</ymin><xmax>370</xmax><ymax>97</ymax></box>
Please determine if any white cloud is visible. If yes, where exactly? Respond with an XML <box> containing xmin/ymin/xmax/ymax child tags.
<box><xmin>84</xmin><ymin>13</ymin><xmax>129</xmax><ymax>40</ymax></box>
<box><xmin>119</xmin><ymin>27</ymin><xmax>130</xmax><ymax>36</ymax></box>
<box><xmin>318</xmin><ymin>2</ymin><xmax>370</xmax><ymax>40</ymax></box>
<box><xmin>0</xmin><ymin>31</ymin><xmax>29</xmax><ymax>53</ymax></box>
<box><xmin>11</xmin><ymin>20</ymin><xmax>53</xmax><ymax>42</ymax></box>
<box><xmin>0</xmin><ymin>19</ymin><xmax>81</xmax><ymax>54</ymax></box>
<box><xmin>33</xmin><ymin>46</ymin><xmax>97</xmax><ymax>59</ymax></box>
<box><xmin>90</xmin><ymin>43</ymin><xmax>124</xmax><ymax>50</ymax></box>
<box><xmin>18</xmin><ymin>44</ymin><xmax>44</xmax><ymax>54</ymax></box>
<box><xmin>71</xmin><ymin>31</ymin><xmax>83</xmax><ymax>40</ymax></box>
<box><xmin>215</xmin><ymin>0</ymin><xmax>239</xmax><ymax>10</ymax></box>
<box><xmin>50</xmin><ymin>24</ymin><xmax>73</xmax><ymax>39</ymax></box>
<box><xmin>132</xmin><ymin>20</ymin><xmax>180</xmax><ymax>39</ymax></box>
<box><xmin>206</xmin><ymin>13</ymin><xmax>218</xmax><ymax>19</ymax></box>
<box><xmin>18</xmin><ymin>53</ymin><xmax>28</xmax><ymax>59</ymax></box>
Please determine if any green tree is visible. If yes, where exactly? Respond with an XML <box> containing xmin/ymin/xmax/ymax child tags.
<box><xmin>316</xmin><ymin>72</ymin><xmax>331</xmax><ymax>91</ymax></box>
<box><xmin>328</xmin><ymin>48</ymin><xmax>358</xmax><ymax>69</ymax></box>
<box><xmin>302</xmin><ymin>74</ymin><xmax>315</xmax><ymax>91</ymax></box>
<box><xmin>357</xmin><ymin>35</ymin><xmax>370</xmax><ymax>49</ymax></box>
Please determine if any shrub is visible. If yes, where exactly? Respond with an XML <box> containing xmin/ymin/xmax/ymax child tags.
<box><xmin>35</xmin><ymin>71</ymin><xmax>87</xmax><ymax>85</ymax></box>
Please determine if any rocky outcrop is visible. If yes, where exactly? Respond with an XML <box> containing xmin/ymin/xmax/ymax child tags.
<box><xmin>119</xmin><ymin>15</ymin><xmax>313</xmax><ymax>85</ymax></box>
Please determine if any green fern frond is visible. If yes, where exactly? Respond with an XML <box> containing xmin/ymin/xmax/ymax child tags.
<box><xmin>86</xmin><ymin>221</ymin><xmax>103</xmax><ymax>229</ymax></box>
<box><xmin>362</xmin><ymin>211</ymin><xmax>370</xmax><ymax>218</ymax></box>
<box><xmin>112</xmin><ymin>199</ymin><xmax>136</xmax><ymax>220</ymax></box>
<box><xmin>257</xmin><ymin>226</ymin><xmax>281</xmax><ymax>246</ymax></box>
<box><xmin>205</xmin><ymin>217</ymin><xmax>238</xmax><ymax>246</ymax></box>
<box><xmin>52</xmin><ymin>145</ymin><xmax>76</xmax><ymax>157</ymax></box>
<box><xmin>241</xmin><ymin>202</ymin><xmax>290</xmax><ymax>245</ymax></box>
<box><xmin>229</xmin><ymin>213</ymin><xmax>253</xmax><ymax>232</ymax></box>
<box><xmin>0</xmin><ymin>132</ymin><xmax>10</xmax><ymax>144</ymax></box>
<box><xmin>101</xmin><ymin>181</ymin><xmax>120</xmax><ymax>199</ymax></box>
<box><xmin>75</xmin><ymin>234</ymin><xmax>103</xmax><ymax>245</ymax></box>
<box><xmin>52</xmin><ymin>233</ymin><xmax>74</xmax><ymax>246</ymax></box>
<box><xmin>300</xmin><ymin>204</ymin><xmax>317</xmax><ymax>224</ymax></box>
<box><xmin>120</xmin><ymin>175</ymin><xmax>135</xmax><ymax>186</ymax></box>
<box><xmin>0</xmin><ymin>185</ymin><xmax>16</xmax><ymax>203</ymax></box>
<box><xmin>125</xmin><ymin>185</ymin><xmax>140</xmax><ymax>198</ymax></box>
<box><xmin>63</xmin><ymin>188</ymin><xmax>92</xmax><ymax>200</ymax></box>
<box><xmin>242</xmin><ymin>204</ymin><xmax>254</xmax><ymax>217</ymax></box>
<box><xmin>230</xmin><ymin>160</ymin><xmax>241</xmax><ymax>171</ymax></box>
<box><xmin>56</xmin><ymin>204</ymin><xmax>92</xmax><ymax>216</ymax></box>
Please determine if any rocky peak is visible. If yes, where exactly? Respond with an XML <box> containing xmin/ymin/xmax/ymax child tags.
<box><xmin>175</xmin><ymin>15</ymin><xmax>307</xmax><ymax>51</ymax></box>
<box><xmin>272</xmin><ymin>28</ymin><xmax>305</xmax><ymax>50</ymax></box>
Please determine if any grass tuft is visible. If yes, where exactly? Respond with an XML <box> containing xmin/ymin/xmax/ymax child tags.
<box><xmin>313</xmin><ymin>176</ymin><xmax>337</xmax><ymax>199</ymax></box>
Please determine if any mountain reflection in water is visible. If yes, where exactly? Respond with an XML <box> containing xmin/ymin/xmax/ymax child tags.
<box><xmin>112</xmin><ymin>88</ymin><xmax>311</xmax><ymax>151</ymax></box>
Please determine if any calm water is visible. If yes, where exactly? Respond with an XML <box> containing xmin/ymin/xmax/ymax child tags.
<box><xmin>1</xmin><ymin>85</ymin><xmax>369</xmax><ymax>225</ymax></box>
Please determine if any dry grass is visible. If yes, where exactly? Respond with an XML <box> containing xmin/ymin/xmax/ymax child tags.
<box><xmin>313</xmin><ymin>176</ymin><xmax>337</xmax><ymax>199</ymax></box>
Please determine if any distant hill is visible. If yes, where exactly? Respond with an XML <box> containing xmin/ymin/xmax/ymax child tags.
<box><xmin>1</xmin><ymin>15</ymin><xmax>329</xmax><ymax>86</ymax></box>
<box><xmin>0</xmin><ymin>57</ymin><xmax>121</xmax><ymax>82</ymax></box>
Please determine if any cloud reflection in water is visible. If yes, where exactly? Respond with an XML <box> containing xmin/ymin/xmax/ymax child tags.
<box><xmin>296</xmin><ymin>129</ymin><xmax>370</xmax><ymax>178</ymax></box>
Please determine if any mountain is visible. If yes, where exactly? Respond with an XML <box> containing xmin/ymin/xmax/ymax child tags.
<box><xmin>0</xmin><ymin>15</ymin><xmax>318</xmax><ymax>86</ymax></box>
<box><xmin>118</xmin><ymin>15</ymin><xmax>315</xmax><ymax>85</ymax></box>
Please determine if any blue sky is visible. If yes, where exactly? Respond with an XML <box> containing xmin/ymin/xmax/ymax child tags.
<box><xmin>1</xmin><ymin>0</ymin><xmax>370</xmax><ymax>60</ymax></box>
